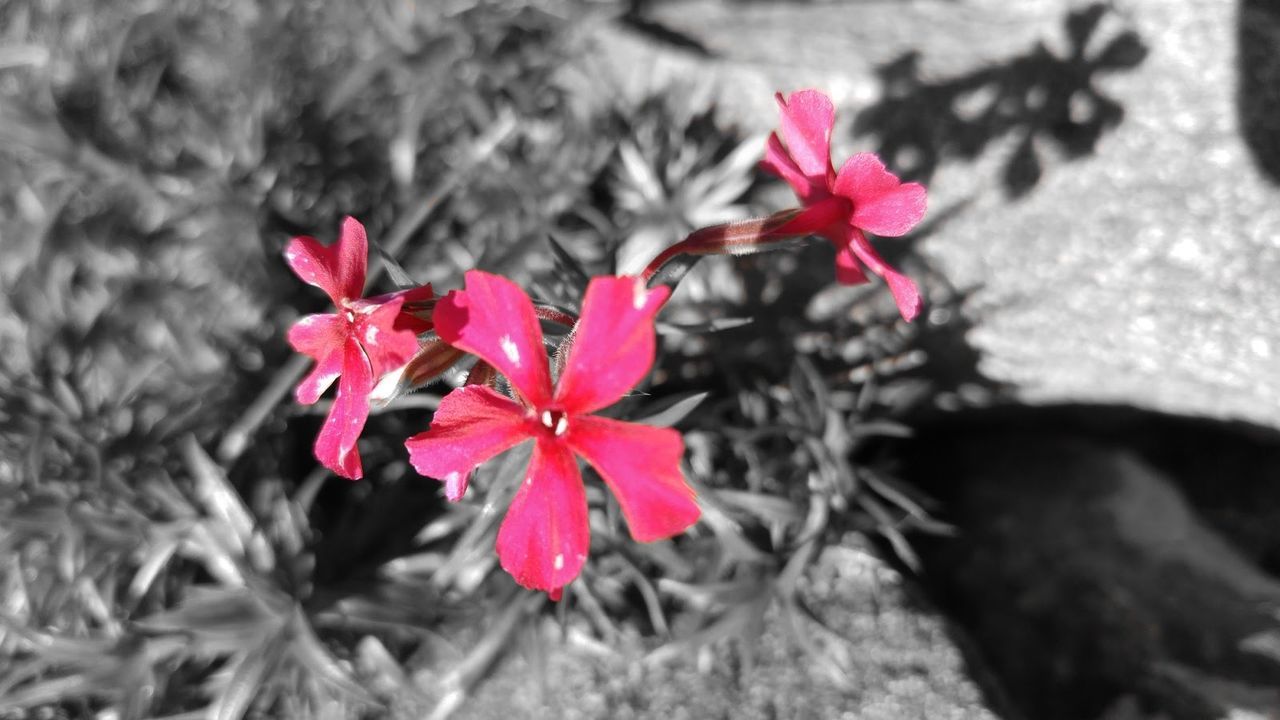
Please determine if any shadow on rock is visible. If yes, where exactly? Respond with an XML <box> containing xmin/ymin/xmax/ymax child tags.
<box><xmin>1238</xmin><ymin>0</ymin><xmax>1280</xmax><ymax>185</ymax></box>
<box><xmin>897</xmin><ymin>404</ymin><xmax>1280</xmax><ymax>720</ymax></box>
<box><xmin>856</xmin><ymin>3</ymin><xmax>1146</xmax><ymax>198</ymax></box>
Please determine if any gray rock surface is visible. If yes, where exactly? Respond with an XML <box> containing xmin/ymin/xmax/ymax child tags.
<box><xmin>553</xmin><ymin>2</ymin><xmax>1280</xmax><ymax>717</ymax></box>
<box><xmin>579</xmin><ymin>0</ymin><xmax>1280</xmax><ymax>429</ymax></box>
<box><xmin>460</xmin><ymin>538</ymin><xmax>997</xmax><ymax>720</ymax></box>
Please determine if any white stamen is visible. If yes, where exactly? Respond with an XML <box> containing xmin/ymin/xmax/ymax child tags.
<box><xmin>500</xmin><ymin>334</ymin><xmax>521</xmax><ymax>365</ymax></box>
<box><xmin>553</xmin><ymin>553</ymin><xmax>564</xmax><ymax>570</ymax></box>
<box><xmin>554</xmin><ymin>416</ymin><xmax>568</xmax><ymax>436</ymax></box>
<box><xmin>540</xmin><ymin>410</ymin><xmax>553</xmax><ymax>428</ymax></box>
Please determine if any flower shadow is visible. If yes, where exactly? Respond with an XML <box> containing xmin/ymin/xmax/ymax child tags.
<box><xmin>855</xmin><ymin>2</ymin><xmax>1147</xmax><ymax>198</ymax></box>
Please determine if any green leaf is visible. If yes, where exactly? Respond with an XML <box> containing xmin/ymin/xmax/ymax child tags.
<box><xmin>182</xmin><ymin>436</ymin><xmax>254</xmax><ymax>555</ymax></box>
<box><xmin>545</xmin><ymin>232</ymin><xmax>590</xmax><ymax>295</ymax></box>
<box><xmin>370</xmin><ymin>237</ymin><xmax>421</xmax><ymax>291</ymax></box>
<box><xmin>645</xmin><ymin>587</ymin><xmax>770</xmax><ymax>666</ymax></box>
<box><xmin>633</xmin><ymin>391</ymin><xmax>708</xmax><ymax>427</ymax></box>
<box><xmin>656</xmin><ymin>316</ymin><xmax>752</xmax><ymax>335</ymax></box>
<box><xmin>287</xmin><ymin>608</ymin><xmax>375</xmax><ymax>704</ymax></box>
<box><xmin>713</xmin><ymin>489</ymin><xmax>803</xmax><ymax>529</ymax></box>
<box><xmin>210</xmin><ymin>635</ymin><xmax>287</xmax><ymax>720</ymax></box>
<box><xmin>127</xmin><ymin>534</ymin><xmax>183</xmax><ymax>607</ymax></box>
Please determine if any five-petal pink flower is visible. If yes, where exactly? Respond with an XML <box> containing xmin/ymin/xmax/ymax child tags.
<box><xmin>286</xmin><ymin>217</ymin><xmax>433</xmax><ymax>479</ymax></box>
<box><xmin>761</xmin><ymin>89</ymin><xmax>928</xmax><ymax>321</ymax></box>
<box><xmin>404</xmin><ymin>271</ymin><xmax>701</xmax><ymax>596</ymax></box>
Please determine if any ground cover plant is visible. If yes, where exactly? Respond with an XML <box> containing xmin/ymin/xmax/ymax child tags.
<box><xmin>0</xmin><ymin>2</ymin><xmax>956</xmax><ymax>717</ymax></box>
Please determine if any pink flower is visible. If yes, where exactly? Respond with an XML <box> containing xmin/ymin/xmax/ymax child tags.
<box><xmin>286</xmin><ymin>217</ymin><xmax>433</xmax><ymax>479</ymax></box>
<box><xmin>761</xmin><ymin>89</ymin><xmax>928</xmax><ymax>321</ymax></box>
<box><xmin>405</xmin><ymin>271</ymin><xmax>700</xmax><ymax>596</ymax></box>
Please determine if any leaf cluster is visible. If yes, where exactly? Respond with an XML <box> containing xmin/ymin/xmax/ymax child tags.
<box><xmin>0</xmin><ymin>1</ymin><xmax>971</xmax><ymax>717</ymax></box>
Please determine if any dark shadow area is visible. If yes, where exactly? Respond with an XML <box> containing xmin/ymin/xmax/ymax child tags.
<box><xmin>1238</xmin><ymin>0</ymin><xmax>1280</xmax><ymax>184</ymax></box>
<box><xmin>894</xmin><ymin>403</ymin><xmax>1280</xmax><ymax>720</ymax></box>
<box><xmin>856</xmin><ymin>3</ymin><xmax>1146</xmax><ymax>197</ymax></box>
<box><xmin>619</xmin><ymin>0</ymin><xmax>715</xmax><ymax>56</ymax></box>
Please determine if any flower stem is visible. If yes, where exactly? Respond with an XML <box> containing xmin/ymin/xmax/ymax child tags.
<box><xmin>640</xmin><ymin>209</ymin><xmax>806</xmax><ymax>286</ymax></box>
<box><xmin>533</xmin><ymin>304</ymin><xmax>578</xmax><ymax>328</ymax></box>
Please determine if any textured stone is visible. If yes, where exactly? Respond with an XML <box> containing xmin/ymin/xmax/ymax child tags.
<box><xmin>460</xmin><ymin>538</ymin><xmax>997</xmax><ymax>720</ymax></box>
<box><xmin>581</xmin><ymin>0</ymin><xmax>1280</xmax><ymax>429</ymax></box>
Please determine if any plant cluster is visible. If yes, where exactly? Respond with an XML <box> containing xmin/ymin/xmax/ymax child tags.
<box><xmin>0</xmin><ymin>2</ymin><xmax>949</xmax><ymax>715</ymax></box>
<box><xmin>285</xmin><ymin>89</ymin><xmax>928</xmax><ymax>599</ymax></box>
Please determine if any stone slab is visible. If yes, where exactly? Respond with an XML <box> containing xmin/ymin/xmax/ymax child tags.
<box><xmin>581</xmin><ymin>0</ymin><xmax>1280</xmax><ymax>429</ymax></box>
<box><xmin>460</xmin><ymin>539</ymin><xmax>998</xmax><ymax>720</ymax></box>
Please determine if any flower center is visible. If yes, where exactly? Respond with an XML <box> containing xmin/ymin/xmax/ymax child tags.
<box><xmin>339</xmin><ymin>298</ymin><xmax>360</xmax><ymax>324</ymax></box>
<box><xmin>538</xmin><ymin>408</ymin><xmax>570</xmax><ymax>437</ymax></box>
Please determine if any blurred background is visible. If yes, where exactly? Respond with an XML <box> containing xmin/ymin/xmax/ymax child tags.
<box><xmin>2</xmin><ymin>0</ymin><xmax>1280</xmax><ymax>718</ymax></box>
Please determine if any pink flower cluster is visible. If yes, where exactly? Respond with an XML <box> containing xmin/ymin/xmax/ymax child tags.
<box><xmin>285</xmin><ymin>217</ymin><xmax>433</xmax><ymax>478</ymax></box>
<box><xmin>762</xmin><ymin>91</ymin><xmax>927</xmax><ymax>321</ymax></box>
<box><xmin>282</xmin><ymin>90</ymin><xmax>927</xmax><ymax>597</ymax></box>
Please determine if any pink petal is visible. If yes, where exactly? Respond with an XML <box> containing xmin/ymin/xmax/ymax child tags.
<box><xmin>313</xmin><ymin>337</ymin><xmax>374</xmax><ymax>479</ymax></box>
<box><xmin>760</xmin><ymin>133</ymin><xmax>826</xmax><ymax>203</ymax></box>
<box><xmin>355</xmin><ymin>297</ymin><xmax>421</xmax><ymax>378</ymax></box>
<box><xmin>284</xmin><ymin>217</ymin><xmax>368</xmax><ymax>305</ymax></box>
<box><xmin>832</xmin><ymin>153</ymin><xmax>900</xmax><ymax>200</ymax></box>
<box><xmin>364</xmin><ymin>284</ymin><xmax>435</xmax><ymax>335</ymax></box>
<box><xmin>775</xmin><ymin>90</ymin><xmax>836</xmax><ymax>187</ymax></box>
<box><xmin>553</xmin><ymin>276</ymin><xmax>669</xmax><ymax>415</ymax></box>
<box><xmin>295</xmin><ymin>348</ymin><xmax>345</xmax><ymax>405</ymax></box>
<box><xmin>444</xmin><ymin>471</ymin><xmax>470</xmax><ymax>503</ymax></box>
<box><xmin>433</xmin><ymin>271</ymin><xmax>553</xmax><ymax>408</ymax></box>
<box><xmin>405</xmin><ymin>385</ymin><xmax>532</xmax><ymax>501</ymax></box>
<box><xmin>846</xmin><ymin>229</ymin><xmax>922</xmax><ymax>322</ymax></box>
<box><xmin>567</xmin><ymin>416</ymin><xmax>699</xmax><ymax>542</ymax></box>
<box><xmin>287</xmin><ymin>313</ymin><xmax>346</xmax><ymax>359</ymax></box>
<box><xmin>852</xmin><ymin>183</ymin><xmax>927</xmax><ymax>237</ymax></box>
<box><xmin>287</xmin><ymin>313</ymin><xmax>348</xmax><ymax>403</ymax></box>
<box><xmin>496</xmin><ymin>438</ymin><xmax>589</xmax><ymax>593</ymax></box>
<box><xmin>833</xmin><ymin>244</ymin><xmax>871</xmax><ymax>286</ymax></box>
<box><xmin>336</xmin><ymin>217</ymin><xmax>370</xmax><ymax>300</ymax></box>
<box><xmin>385</xmin><ymin>284</ymin><xmax>436</xmax><ymax>305</ymax></box>
<box><xmin>834</xmin><ymin>154</ymin><xmax>927</xmax><ymax>237</ymax></box>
